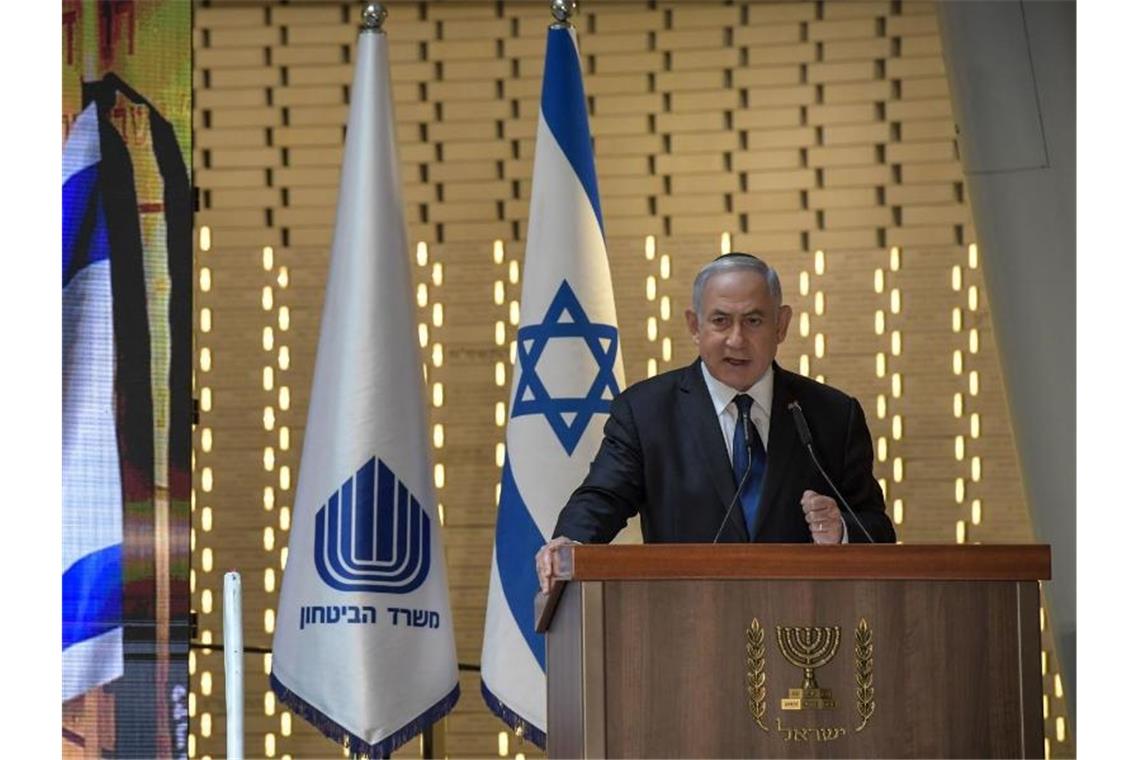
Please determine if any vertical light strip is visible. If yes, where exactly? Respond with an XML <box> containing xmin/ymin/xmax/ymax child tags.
<box><xmin>490</xmin><ymin>240</ymin><xmax>516</xmax><ymax>506</ymax></box>
<box><xmin>807</xmin><ymin>249</ymin><xmax>826</xmax><ymax>384</ymax></box>
<box><xmin>879</xmin><ymin>247</ymin><xmax>905</xmax><ymax>528</ymax></box>
<box><xmin>419</xmin><ymin>242</ymin><xmax>447</xmax><ymax>524</ymax></box>
<box><xmin>645</xmin><ymin>235</ymin><xmax>659</xmax><ymax>378</ymax></box>
<box><xmin>952</xmin><ymin>242</ymin><xmax>982</xmax><ymax>545</ymax></box>
<box><xmin>192</xmin><ymin>225</ymin><xmax>214</xmax><ymax>757</ymax></box>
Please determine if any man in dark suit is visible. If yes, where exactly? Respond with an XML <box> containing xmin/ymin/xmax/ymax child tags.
<box><xmin>536</xmin><ymin>253</ymin><xmax>895</xmax><ymax>591</ymax></box>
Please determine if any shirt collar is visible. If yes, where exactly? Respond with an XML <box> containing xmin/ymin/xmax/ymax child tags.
<box><xmin>699</xmin><ymin>360</ymin><xmax>774</xmax><ymax>419</ymax></box>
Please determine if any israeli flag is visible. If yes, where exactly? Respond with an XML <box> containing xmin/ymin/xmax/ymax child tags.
<box><xmin>62</xmin><ymin>103</ymin><xmax>124</xmax><ymax>701</ymax></box>
<box><xmin>480</xmin><ymin>23</ymin><xmax>630</xmax><ymax>745</ymax></box>
<box><xmin>270</xmin><ymin>25</ymin><xmax>458</xmax><ymax>757</ymax></box>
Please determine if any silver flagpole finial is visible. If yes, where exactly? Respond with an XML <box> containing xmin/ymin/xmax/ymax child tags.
<box><xmin>550</xmin><ymin>0</ymin><xmax>578</xmax><ymax>27</ymax></box>
<box><xmin>361</xmin><ymin>2</ymin><xmax>387</xmax><ymax>32</ymax></box>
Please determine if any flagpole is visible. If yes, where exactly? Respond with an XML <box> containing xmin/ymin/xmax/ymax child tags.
<box><xmin>361</xmin><ymin>1</ymin><xmax>387</xmax><ymax>33</ymax></box>
<box><xmin>550</xmin><ymin>0</ymin><xmax>578</xmax><ymax>28</ymax></box>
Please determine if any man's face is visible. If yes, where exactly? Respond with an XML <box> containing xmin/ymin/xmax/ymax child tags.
<box><xmin>684</xmin><ymin>269</ymin><xmax>792</xmax><ymax>391</ymax></box>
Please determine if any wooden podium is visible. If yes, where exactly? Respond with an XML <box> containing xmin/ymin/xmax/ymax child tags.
<box><xmin>537</xmin><ymin>544</ymin><xmax>1050</xmax><ymax>758</ymax></box>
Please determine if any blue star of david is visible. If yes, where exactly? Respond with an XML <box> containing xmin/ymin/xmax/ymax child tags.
<box><xmin>512</xmin><ymin>280</ymin><xmax>620</xmax><ymax>455</ymax></box>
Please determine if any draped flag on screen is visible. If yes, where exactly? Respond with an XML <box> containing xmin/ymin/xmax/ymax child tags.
<box><xmin>480</xmin><ymin>22</ymin><xmax>628</xmax><ymax>746</ymax></box>
<box><xmin>62</xmin><ymin>102</ymin><xmax>125</xmax><ymax>702</ymax></box>
<box><xmin>270</xmin><ymin>21</ymin><xmax>459</xmax><ymax>758</ymax></box>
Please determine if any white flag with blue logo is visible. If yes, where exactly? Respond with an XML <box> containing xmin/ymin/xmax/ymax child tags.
<box><xmin>270</xmin><ymin>25</ymin><xmax>458</xmax><ymax>757</ymax></box>
<box><xmin>62</xmin><ymin>103</ymin><xmax>124</xmax><ymax>703</ymax></box>
<box><xmin>480</xmin><ymin>22</ymin><xmax>630</xmax><ymax>745</ymax></box>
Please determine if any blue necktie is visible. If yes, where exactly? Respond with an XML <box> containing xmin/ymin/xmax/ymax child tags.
<box><xmin>732</xmin><ymin>394</ymin><xmax>766</xmax><ymax>537</ymax></box>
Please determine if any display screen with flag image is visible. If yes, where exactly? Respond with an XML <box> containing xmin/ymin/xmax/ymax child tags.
<box><xmin>269</xmin><ymin>15</ymin><xmax>460</xmax><ymax>759</ymax></box>
<box><xmin>480</xmin><ymin>19</ymin><xmax>632</xmax><ymax>746</ymax></box>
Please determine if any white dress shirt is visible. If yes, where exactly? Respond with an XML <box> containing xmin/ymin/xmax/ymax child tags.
<box><xmin>699</xmin><ymin>360</ymin><xmax>847</xmax><ymax>542</ymax></box>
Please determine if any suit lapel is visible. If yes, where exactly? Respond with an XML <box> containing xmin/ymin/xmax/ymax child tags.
<box><xmin>678</xmin><ymin>360</ymin><xmax>749</xmax><ymax>541</ymax></box>
<box><xmin>756</xmin><ymin>363</ymin><xmax>807</xmax><ymax>538</ymax></box>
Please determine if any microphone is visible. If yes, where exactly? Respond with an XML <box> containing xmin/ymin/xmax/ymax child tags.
<box><xmin>712</xmin><ymin>413</ymin><xmax>754</xmax><ymax>543</ymax></box>
<box><xmin>787</xmin><ymin>400</ymin><xmax>875</xmax><ymax>543</ymax></box>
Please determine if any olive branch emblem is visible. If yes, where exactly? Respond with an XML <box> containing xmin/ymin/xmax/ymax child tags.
<box><xmin>854</xmin><ymin>617</ymin><xmax>875</xmax><ymax>732</ymax></box>
<box><xmin>747</xmin><ymin>618</ymin><xmax>769</xmax><ymax>731</ymax></box>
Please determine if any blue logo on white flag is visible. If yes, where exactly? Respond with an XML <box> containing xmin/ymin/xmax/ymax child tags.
<box><xmin>314</xmin><ymin>457</ymin><xmax>431</xmax><ymax>595</ymax></box>
<box><xmin>512</xmin><ymin>280</ymin><xmax>619</xmax><ymax>455</ymax></box>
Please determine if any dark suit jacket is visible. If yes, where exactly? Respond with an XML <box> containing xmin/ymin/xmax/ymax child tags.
<box><xmin>553</xmin><ymin>359</ymin><xmax>896</xmax><ymax>544</ymax></box>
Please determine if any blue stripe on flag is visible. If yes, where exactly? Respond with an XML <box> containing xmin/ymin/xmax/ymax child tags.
<box><xmin>540</xmin><ymin>27</ymin><xmax>604</xmax><ymax>236</ymax></box>
<box><xmin>494</xmin><ymin>456</ymin><xmax>546</xmax><ymax>671</ymax></box>
<box><xmin>62</xmin><ymin>544</ymin><xmax>122</xmax><ymax>650</ymax></box>
<box><xmin>62</xmin><ymin>163</ymin><xmax>110</xmax><ymax>288</ymax></box>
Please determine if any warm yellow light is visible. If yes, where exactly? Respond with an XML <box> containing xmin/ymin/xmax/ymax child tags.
<box><xmin>892</xmin><ymin>499</ymin><xmax>903</xmax><ymax>524</ymax></box>
<box><xmin>510</xmin><ymin>340</ymin><xmax>517</xmax><ymax>364</ymax></box>
<box><xmin>892</xmin><ymin>458</ymin><xmax>903</xmax><ymax>482</ymax></box>
<box><xmin>264</xmin><ymin>691</ymin><xmax>276</xmax><ymax>716</ymax></box>
<box><xmin>952</xmin><ymin>350</ymin><xmax>963</xmax><ymax>375</ymax></box>
<box><xmin>956</xmin><ymin>520</ymin><xmax>966</xmax><ymax>544</ymax></box>
<box><xmin>433</xmin><ymin>423</ymin><xmax>445</xmax><ymax>448</ymax></box>
<box><xmin>951</xmin><ymin>265</ymin><xmax>962</xmax><ymax>291</ymax></box>
<box><xmin>433</xmin><ymin>303</ymin><xmax>445</xmax><ymax>327</ymax></box>
<box><xmin>264</xmin><ymin>568</ymin><xmax>276</xmax><ymax>593</ymax></box>
<box><xmin>891</xmin><ymin>373</ymin><xmax>902</xmax><ymax>398</ymax></box>
<box><xmin>438</xmin><ymin>503</ymin><xmax>445</xmax><ymax>526</ymax></box>
<box><xmin>890</xmin><ymin>331</ymin><xmax>901</xmax><ymax>356</ymax></box>
<box><xmin>951</xmin><ymin>307</ymin><xmax>962</xmax><ymax>332</ymax></box>
<box><xmin>814</xmin><ymin>292</ymin><xmax>824</xmax><ymax>316</ymax></box>
<box><xmin>953</xmin><ymin>393</ymin><xmax>963</xmax><ymax>418</ymax></box>
<box><xmin>498</xmin><ymin>731</ymin><xmax>510</xmax><ymax>757</ymax></box>
<box><xmin>509</xmin><ymin>260</ymin><xmax>519</xmax><ymax>284</ymax></box>
<box><xmin>493</xmin><ymin>239</ymin><xmax>505</xmax><ymax>264</ymax></box>
<box><xmin>281</xmin><ymin>712</ymin><xmax>292</xmax><ymax>736</ymax></box>
<box><xmin>262</xmin><ymin>286</ymin><xmax>273</xmax><ymax>311</ymax></box>
<box><xmin>968</xmin><ymin>242</ymin><xmax>979</xmax><ymax>269</ymax></box>
<box><xmin>800</xmin><ymin>312</ymin><xmax>811</xmax><ymax>337</ymax></box>
<box><xmin>970</xmin><ymin>413</ymin><xmax>980</xmax><ymax>438</ymax></box>
<box><xmin>279</xmin><ymin>426</ymin><xmax>290</xmax><ymax>450</ymax></box>
<box><xmin>969</xmin><ymin>328</ymin><xmax>979</xmax><ymax>354</ymax></box>
<box><xmin>277</xmin><ymin>266</ymin><xmax>289</xmax><ymax>289</ymax></box>
<box><xmin>201</xmin><ymin>387</ymin><xmax>213</xmax><ymax>412</ymax></box>
<box><xmin>647</xmin><ymin>317</ymin><xmax>658</xmax><ymax>342</ymax></box>
<box><xmin>647</xmin><ymin>358</ymin><xmax>658</xmax><ymax>377</ymax></box>
<box><xmin>263</xmin><ymin>447</ymin><xmax>275</xmax><ymax>471</ymax></box>
<box><xmin>814</xmin><ymin>334</ymin><xmax>825</xmax><ymax>358</ymax></box>
<box><xmin>890</xmin><ymin>246</ymin><xmax>901</xmax><ymax>271</ymax></box>
<box><xmin>279</xmin><ymin>507</ymin><xmax>290</xmax><ymax>531</ymax></box>
<box><xmin>416</xmin><ymin>241</ymin><xmax>428</xmax><ymax>267</ymax></box>
<box><xmin>199</xmin><ymin>347</ymin><xmax>212</xmax><ymax>372</ymax></box>
<box><xmin>720</xmin><ymin>232</ymin><xmax>732</xmax><ymax>254</ymax></box>
<box><xmin>279</xmin><ymin>466</ymin><xmax>291</xmax><ymax>490</ymax></box>
<box><xmin>969</xmin><ymin>370</ymin><xmax>979</xmax><ymax>396</ymax></box>
<box><xmin>660</xmin><ymin>296</ymin><xmax>671</xmax><ymax>320</ymax></box>
<box><xmin>968</xmin><ymin>285</ymin><xmax>978</xmax><ymax>311</ymax></box>
<box><xmin>876</xmin><ymin>437</ymin><xmax>887</xmax><ymax>462</ymax></box>
<box><xmin>493</xmin><ymin>280</ymin><xmax>504</xmax><ymax>305</ymax></box>
<box><xmin>1043</xmin><ymin>694</ymin><xmax>1050</xmax><ymax>719</ymax></box>
<box><xmin>873</xmin><ymin>269</ymin><xmax>884</xmax><ymax>294</ymax></box>
<box><xmin>875</xmin><ymin>353</ymin><xmax>886</xmax><ymax>378</ymax></box>
<box><xmin>1054</xmin><ymin>674</ymin><xmax>1063</xmax><ymax>698</ymax></box>
<box><xmin>262</xmin><ymin>366</ymin><xmax>274</xmax><ymax>391</ymax></box>
<box><xmin>646</xmin><ymin>276</ymin><xmax>657</xmax><ymax>301</ymax></box>
<box><xmin>799</xmin><ymin>271</ymin><xmax>809</xmax><ymax>296</ymax></box>
<box><xmin>814</xmin><ymin>250</ymin><xmax>825</xmax><ymax>275</ymax></box>
<box><xmin>202</xmin><ymin>547</ymin><xmax>213</xmax><ymax>572</ymax></box>
<box><xmin>662</xmin><ymin>337</ymin><xmax>672</xmax><ymax>361</ymax></box>
<box><xmin>432</xmin><ymin>383</ymin><xmax>444</xmax><ymax>407</ymax></box>
<box><xmin>262</xmin><ymin>245</ymin><xmax>273</xmax><ymax>270</ymax></box>
<box><xmin>200</xmin><ymin>307</ymin><xmax>212</xmax><ymax>333</ymax></box>
<box><xmin>1055</xmin><ymin>717</ymin><xmax>1065</xmax><ymax>743</ymax></box>
<box><xmin>201</xmin><ymin>427</ymin><xmax>213</xmax><ymax>453</ymax></box>
<box><xmin>1042</xmin><ymin>650</ymin><xmax>1048</xmax><ymax>676</ymax></box>
<box><xmin>891</xmin><ymin>415</ymin><xmax>902</xmax><ymax>440</ymax></box>
<box><xmin>890</xmin><ymin>288</ymin><xmax>900</xmax><ymax>314</ymax></box>
<box><xmin>201</xmin><ymin>712</ymin><xmax>212</xmax><ymax>738</ymax></box>
<box><xmin>263</xmin><ymin>406</ymin><xmax>275</xmax><ymax>431</ymax></box>
<box><xmin>279</xmin><ymin>549</ymin><xmax>287</xmax><ymax>570</ymax></box>
<box><xmin>495</xmin><ymin>442</ymin><xmax>505</xmax><ymax>467</ymax></box>
<box><xmin>799</xmin><ymin>354</ymin><xmax>810</xmax><ymax>375</ymax></box>
<box><xmin>873</xmin><ymin>310</ymin><xmax>884</xmax><ymax>335</ymax></box>
<box><xmin>431</xmin><ymin>262</ymin><xmax>443</xmax><ymax>287</ymax></box>
<box><xmin>199</xmin><ymin>226</ymin><xmax>212</xmax><ymax>252</ymax></box>
<box><xmin>278</xmin><ymin>346</ymin><xmax>290</xmax><ymax>370</ymax></box>
<box><xmin>495</xmin><ymin>401</ymin><xmax>506</xmax><ymax>427</ymax></box>
<box><xmin>202</xmin><ymin>467</ymin><xmax>213</xmax><ymax>492</ymax></box>
<box><xmin>660</xmin><ymin>254</ymin><xmax>671</xmax><ymax>279</ymax></box>
<box><xmin>955</xmin><ymin>477</ymin><xmax>965</xmax><ymax>503</ymax></box>
<box><xmin>434</xmin><ymin>463</ymin><xmax>445</xmax><ymax>489</ymax></box>
<box><xmin>432</xmin><ymin>343</ymin><xmax>443</xmax><ymax>368</ymax></box>
<box><xmin>971</xmin><ymin>456</ymin><xmax>982</xmax><ymax>482</ymax></box>
<box><xmin>202</xmin><ymin>507</ymin><xmax>213</xmax><ymax>531</ymax></box>
<box><xmin>263</xmin><ymin>527</ymin><xmax>275</xmax><ymax>551</ymax></box>
<box><xmin>199</xmin><ymin>267</ymin><xmax>212</xmax><ymax>292</ymax></box>
<box><xmin>265</xmin><ymin>608</ymin><xmax>275</xmax><ymax>634</ymax></box>
<box><xmin>262</xmin><ymin>327</ymin><xmax>274</xmax><ymax>351</ymax></box>
<box><xmin>417</xmin><ymin>283</ymin><xmax>429</xmax><ymax>308</ymax></box>
<box><xmin>495</xmin><ymin>320</ymin><xmax>506</xmax><ymax>346</ymax></box>
<box><xmin>876</xmin><ymin>395</ymin><xmax>886</xmax><ymax>419</ymax></box>
<box><xmin>418</xmin><ymin>323</ymin><xmax>429</xmax><ymax>348</ymax></box>
<box><xmin>971</xmin><ymin>499</ymin><xmax>982</xmax><ymax>525</ymax></box>
<box><xmin>495</xmin><ymin>361</ymin><xmax>506</xmax><ymax>386</ymax></box>
<box><xmin>955</xmin><ymin>435</ymin><xmax>965</xmax><ymax>461</ymax></box>
<box><xmin>201</xmin><ymin>589</ymin><xmax>213</xmax><ymax>614</ymax></box>
<box><xmin>278</xmin><ymin>385</ymin><xmax>290</xmax><ymax>410</ymax></box>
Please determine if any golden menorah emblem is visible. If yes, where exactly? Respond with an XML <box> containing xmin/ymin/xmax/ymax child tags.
<box><xmin>776</xmin><ymin>625</ymin><xmax>841</xmax><ymax>710</ymax></box>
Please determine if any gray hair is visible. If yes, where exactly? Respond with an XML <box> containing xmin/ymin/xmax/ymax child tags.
<box><xmin>691</xmin><ymin>253</ymin><xmax>783</xmax><ymax>317</ymax></box>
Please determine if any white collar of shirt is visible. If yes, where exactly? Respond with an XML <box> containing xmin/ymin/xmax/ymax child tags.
<box><xmin>699</xmin><ymin>360</ymin><xmax>774</xmax><ymax>454</ymax></box>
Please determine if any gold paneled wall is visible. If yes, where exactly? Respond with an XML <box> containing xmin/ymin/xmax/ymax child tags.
<box><xmin>191</xmin><ymin>1</ymin><xmax>1070</xmax><ymax>757</ymax></box>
